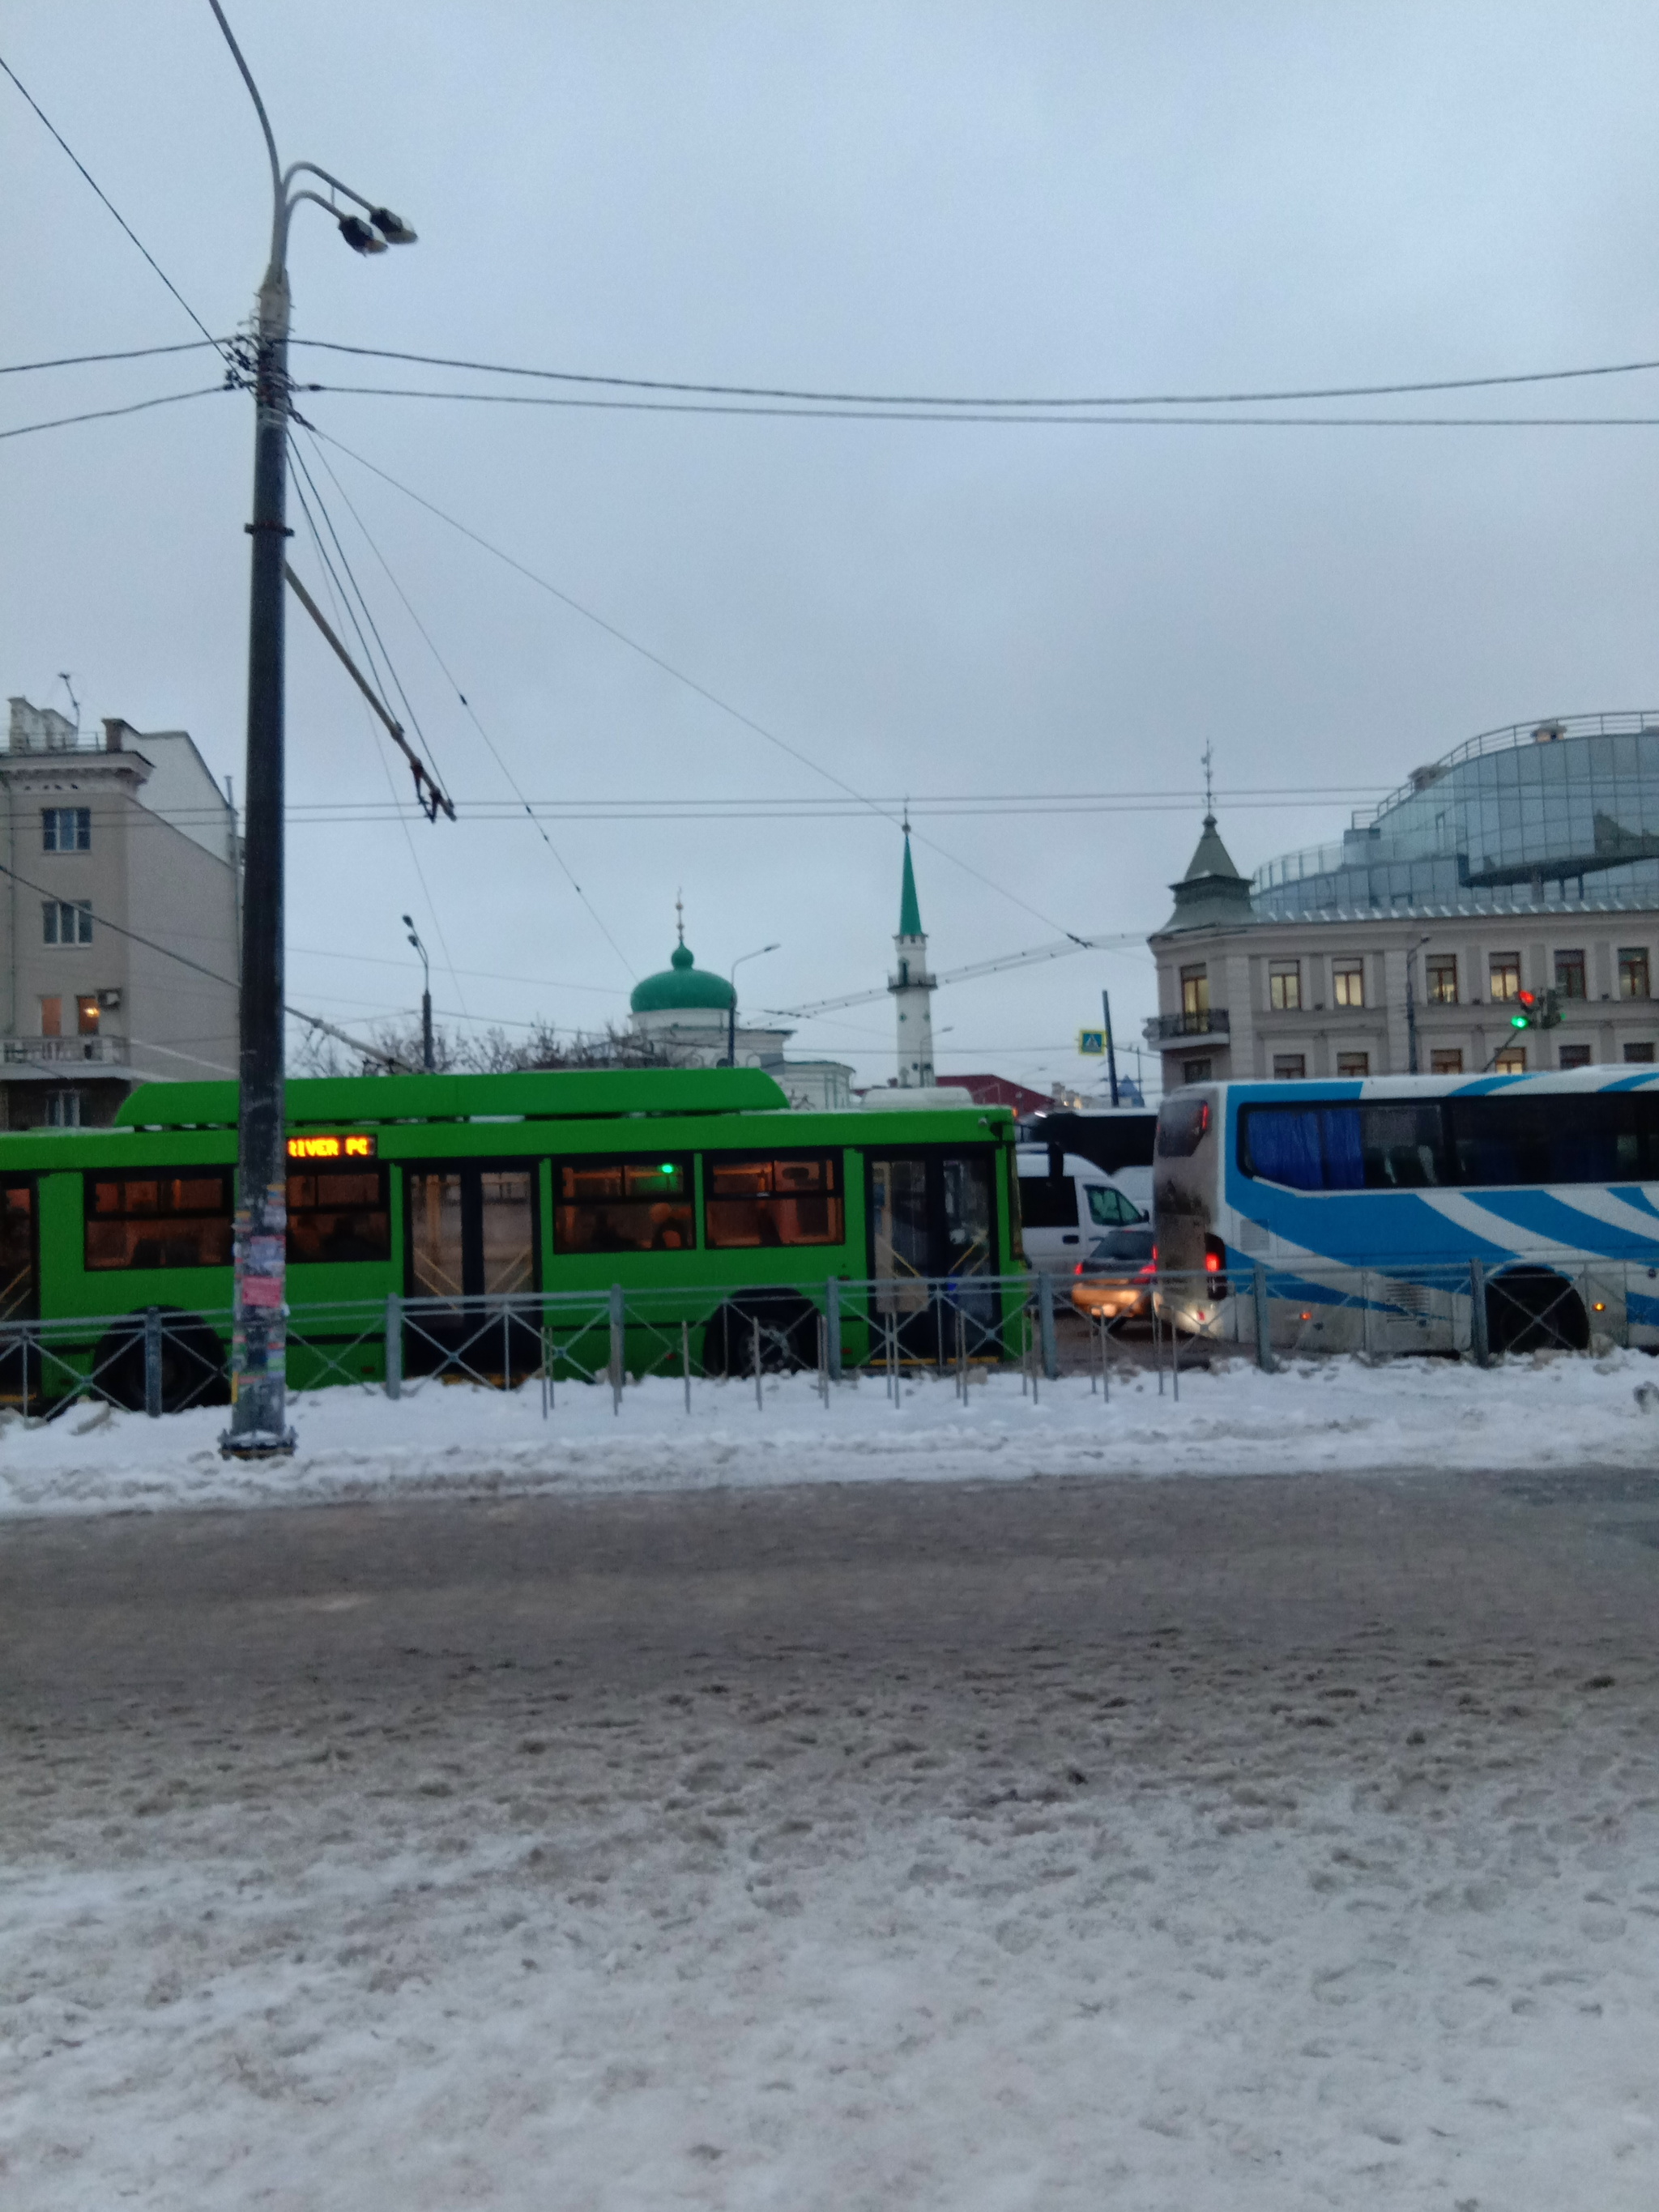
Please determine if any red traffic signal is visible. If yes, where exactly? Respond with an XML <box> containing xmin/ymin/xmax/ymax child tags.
<box><xmin>1516</xmin><ymin>989</ymin><xmax>1536</xmax><ymax>1008</ymax></box>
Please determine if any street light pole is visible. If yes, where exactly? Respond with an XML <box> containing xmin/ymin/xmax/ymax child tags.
<box><xmin>211</xmin><ymin>2</ymin><xmax>415</xmax><ymax>1457</ymax></box>
<box><xmin>403</xmin><ymin>914</ymin><xmax>433</xmax><ymax>1072</ymax></box>
<box><xmin>726</xmin><ymin>943</ymin><xmax>781</xmax><ymax>1067</ymax></box>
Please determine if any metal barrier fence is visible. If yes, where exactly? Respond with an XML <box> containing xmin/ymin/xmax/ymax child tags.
<box><xmin>0</xmin><ymin>1250</ymin><xmax>1653</xmax><ymax>1419</ymax></box>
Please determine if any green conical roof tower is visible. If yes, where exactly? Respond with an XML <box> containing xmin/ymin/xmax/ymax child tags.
<box><xmin>898</xmin><ymin>831</ymin><xmax>923</xmax><ymax>939</ymax></box>
<box><xmin>1159</xmin><ymin>812</ymin><xmax>1256</xmax><ymax>934</ymax></box>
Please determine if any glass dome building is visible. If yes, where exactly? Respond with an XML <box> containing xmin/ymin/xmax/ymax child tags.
<box><xmin>1252</xmin><ymin>713</ymin><xmax>1659</xmax><ymax>921</ymax></box>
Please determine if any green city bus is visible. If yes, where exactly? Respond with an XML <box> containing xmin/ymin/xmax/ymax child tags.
<box><xmin>0</xmin><ymin>1066</ymin><xmax>1024</xmax><ymax>1409</ymax></box>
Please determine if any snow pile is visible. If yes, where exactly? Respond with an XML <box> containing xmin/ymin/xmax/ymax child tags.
<box><xmin>1</xmin><ymin>1348</ymin><xmax>1656</xmax><ymax>1518</ymax></box>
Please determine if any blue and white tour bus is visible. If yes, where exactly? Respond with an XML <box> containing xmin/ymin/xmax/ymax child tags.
<box><xmin>1153</xmin><ymin>1068</ymin><xmax>1659</xmax><ymax>1357</ymax></box>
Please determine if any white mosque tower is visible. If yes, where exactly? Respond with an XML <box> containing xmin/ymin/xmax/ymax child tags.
<box><xmin>889</xmin><ymin>825</ymin><xmax>936</xmax><ymax>1087</ymax></box>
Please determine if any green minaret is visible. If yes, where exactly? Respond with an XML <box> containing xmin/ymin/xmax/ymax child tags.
<box><xmin>889</xmin><ymin>825</ymin><xmax>935</xmax><ymax>1086</ymax></box>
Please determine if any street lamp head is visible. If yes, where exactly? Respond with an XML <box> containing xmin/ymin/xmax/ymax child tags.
<box><xmin>338</xmin><ymin>213</ymin><xmax>388</xmax><ymax>254</ymax></box>
<box><xmin>401</xmin><ymin>913</ymin><xmax>415</xmax><ymax>930</ymax></box>
<box><xmin>369</xmin><ymin>207</ymin><xmax>418</xmax><ymax>245</ymax></box>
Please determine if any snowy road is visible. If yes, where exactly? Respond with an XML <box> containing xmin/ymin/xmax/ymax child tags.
<box><xmin>5</xmin><ymin>1464</ymin><xmax>1659</xmax><ymax>2206</ymax></box>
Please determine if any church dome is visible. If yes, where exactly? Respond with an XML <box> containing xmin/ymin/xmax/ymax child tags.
<box><xmin>629</xmin><ymin>940</ymin><xmax>735</xmax><ymax>1015</ymax></box>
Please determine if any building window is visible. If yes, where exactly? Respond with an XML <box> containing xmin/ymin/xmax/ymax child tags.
<box><xmin>45</xmin><ymin>1090</ymin><xmax>81</xmax><ymax>1127</ymax></box>
<box><xmin>1181</xmin><ymin>1056</ymin><xmax>1213</xmax><ymax>1084</ymax></box>
<box><xmin>1426</xmin><ymin>954</ymin><xmax>1458</xmax><ymax>1004</ymax></box>
<box><xmin>1488</xmin><ymin>953</ymin><xmax>1521</xmax><ymax>1002</ymax></box>
<box><xmin>1332</xmin><ymin>959</ymin><xmax>1365</xmax><ymax>1008</ymax></box>
<box><xmin>1272</xmin><ymin>1053</ymin><xmax>1307</xmax><ymax>1080</ymax></box>
<box><xmin>554</xmin><ymin>1157</ymin><xmax>694</xmax><ymax>1253</ymax></box>
<box><xmin>39</xmin><ymin>995</ymin><xmax>61</xmax><ymax>1038</ymax></box>
<box><xmin>1430</xmin><ymin>1048</ymin><xmax>1464</xmax><ymax>1074</ymax></box>
<box><xmin>85</xmin><ymin>1171</ymin><xmax>233</xmax><ymax>1268</ymax></box>
<box><xmin>75</xmin><ymin>995</ymin><xmax>99</xmax><ymax>1036</ymax></box>
<box><xmin>42</xmin><ymin>900</ymin><xmax>92</xmax><ymax>946</ymax></box>
<box><xmin>1179</xmin><ymin>965</ymin><xmax>1209</xmax><ymax>1019</ymax></box>
<box><xmin>704</xmin><ymin>1154</ymin><xmax>843</xmax><ymax>1248</ymax></box>
<box><xmin>1624</xmin><ymin>1042</ymin><xmax>1657</xmax><ymax>1064</ymax></box>
<box><xmin>41</xmin><ymin>807</ymin><xmax>90</xmax><ymax>853</ymax></box>
<box><xmin>1494</xmin><ymin>1042</ymin><xmax>1527</xmax><ymax>1073</ymax></box>
<box><xmin>1269</xmin><ymin>961</ymin><xmax>1302</xmax><ymax>1012</ymax></box>
<box><xmin>1559</xmin><ymin>1045</ymin><xmax>1593</xmax><ymax>1069</ymax></box>
<box><xmin>1337</xmin><ymin>1051</ymin><xmax>1370</xmax><ymax>1077</ymax></box>
<box><xmin>1619</xmin><ymin>948</ymin><xmax>1651</xmax><ymax>1000</ymax></box>
<box><xmin>1554</xmin><ymin>949</ymin><xmax>1587</xmax><ymax>999</ymax></box>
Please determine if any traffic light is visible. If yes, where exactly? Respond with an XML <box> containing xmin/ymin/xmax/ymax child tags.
<box><xmin>1509</xmin><ymin>988</ymin><xmax>1564</xmax><ymax>1032</ymax></box>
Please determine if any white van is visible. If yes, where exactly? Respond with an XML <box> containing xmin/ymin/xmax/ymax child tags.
<box><xmin>1015</xmin><ymin>1146</ymin><xmax>1146</xmax><ymax>1275</ymax></box>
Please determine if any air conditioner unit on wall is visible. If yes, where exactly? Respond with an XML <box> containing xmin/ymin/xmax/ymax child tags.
<box><xmin>96</xmin><ymin>989</ymin><xmax>122</xmax><ymax>1011</ymax></box>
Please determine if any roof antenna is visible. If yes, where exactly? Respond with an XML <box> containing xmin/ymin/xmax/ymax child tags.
<box><xmin>1201</xmin><ymin>740</ymin><xmax>1215</xmax><ymax>822</ymax></box>
<box><xmin>55</xmin><ymin>672</ymin><xmax>79</xmax><ymax>735</ymax></box>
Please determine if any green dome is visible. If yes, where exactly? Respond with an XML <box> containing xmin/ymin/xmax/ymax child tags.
<box><xmin>629</xmin><ymin>940</ymin><xmax>735</xmax><ymax>1015</ymax></box>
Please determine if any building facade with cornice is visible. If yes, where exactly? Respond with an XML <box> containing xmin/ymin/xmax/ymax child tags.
<box><xmin>1146</xmin><ymin>714</ymin><xmax>1659</xmax><ymax>1096</ymax></box>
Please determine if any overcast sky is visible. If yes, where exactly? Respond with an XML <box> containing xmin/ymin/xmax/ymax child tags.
<box><xmin>5</xmin><ymin>1</ymin><xmax>1659</xmax><ymax>1096</ymax></box>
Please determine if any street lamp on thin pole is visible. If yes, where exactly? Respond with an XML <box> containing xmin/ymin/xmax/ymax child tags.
<box><xmin>726</xmin><ymin>944</ymin><xmax>780</xmax><ymax>1068</ymax></box>
<box><xmin>403</xmin><ymin>914</ymin><xmax>434</xmax><ymax>1072</ymax></box>
<box><xmin>210</xmin><ymin>0</ymin><xmax>416</xmax><ymax>1458</ymax></box>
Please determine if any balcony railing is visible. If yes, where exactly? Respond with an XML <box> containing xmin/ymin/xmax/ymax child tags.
<box><xmin>1145</xmin><ymin>1008</ymin><xmax>1230</xmax><ymax>1044</ymax></box>
<box><xmin>1</xmin><ymin>1036</ymin><xmax>129</xmax><ymax>1067</ymax></box>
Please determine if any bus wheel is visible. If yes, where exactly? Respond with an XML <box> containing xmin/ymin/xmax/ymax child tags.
<box><xmin>702</xmin><ymin>1290</ymin><xmax>820</xmax><ymax>1378</ymax></box>
<box><xmin>92</xmin><ymin>1310</ymin><xmax>230</xmax><ymax>1413</ymax></box>
<box><xmin>1486</xmin><ymin>1267</ymin><xmax>1589</xmax><ymax>1357</ymax></box>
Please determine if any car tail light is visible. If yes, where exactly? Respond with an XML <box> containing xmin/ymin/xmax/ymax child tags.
<box><xmin>1203</xmin><ymin>1234</ymin><xmax>1230</xmax><ymax>1298</ymax></box>
<box><xmin>1075</xmin><ymin>1261</ymin><xmax>1085</xmax><ymax>1275</ymax></box>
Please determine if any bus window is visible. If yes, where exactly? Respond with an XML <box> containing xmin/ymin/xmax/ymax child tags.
<box><xmin>705</xmin><ymin>1154</ymin><xmax>842</xmax><ymax>1248</ymax></box>
<box><xmin>288</xmin><ymin>1167</ymin><xmax>390</xmax><ymax>1264</ymax></box>
<box><xmin>481</xmin><ymin>1170</ymin><xmax>535</xmax><ymax>1293</ymax></box>
<box><xmin>1240</xmin><ymin>1106</ymin><xmax>1363</xmax><ymax>1191</ymax></box>
<box><xmin>555</xmin><ymin>1157</ymin><xmax>694</xmax><ymax>1254</ymax></box>
<box><xmin>85</xmin><ymin>1171</ymin><xmax>232</xmax><ymax>1270</ymax></box>
<box><xmin>942</xmin><ymin>1156</ymin><xmax>993</xmax><ymax>1274</ymax></box>
<box><xmin>1358</xmin><ymin>1104</ymin><xmax>1447</xmax><ymax>1188</ymax></box>
<box><xmin>410</xmin><ymin>1171</ymin><xmax>464</xmax><ymax>1298</ymax></box>
<box><xmin>0</xmin><ymin>1183</ymin><xmax>33</xmax><ymax>1322</ymax></box>
<box><xmin>1445</xmin><ymin>1093</ymin><xmax>1659</xmax><ymax>1186</ymax></box>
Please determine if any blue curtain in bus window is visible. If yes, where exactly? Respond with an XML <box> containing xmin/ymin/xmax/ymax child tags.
<box><xmin>1320</xmin><ymin>1108</ymin><xmax>1364</xmax><ymax>1190</ymax></box>
<box><xmin>1247</xmin><ymin>1109</ymin><xmax>1324</xmax><ymax>1190</ymax></box>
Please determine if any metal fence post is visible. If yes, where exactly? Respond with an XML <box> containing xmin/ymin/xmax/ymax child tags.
<box><xmin>1038</xmin><ymin>1271</ymin><xmax>1058</xmax><ymax>1381</ymax></box>
<box><xmin>1252</xmin><ymin>1266</ymin><xmax>1274</xmax><ymax>1374</ymax></box>
<box><xmin>143</xmin><ymin>1305</ymin><xmax>163</xmax><ymax>1419</ymax></box>
<box><xmin>1468</xmin><ymin>1257</ymin><xmax>1489</xmax><ymax>1366</ymax></box>
<box><xmin>384</xmin><ymin>1292</ymin><xmax>402</xmax><ymax>1400</ymax></box>
<box><xmin>753</xmin><ymin>1315</ymin><xmax>763</xmax><ymax>1411</ymax></box>
<box><xmin>682</xmin><ymin>1318</ymin><xmax>692</xmax><ymax>1415</ymax></box>
<box><xmin>826</xmin><ymin>1276</ymin><xmax>842</xmax><ymax>1382</ymax></box>
<box><xmin>609</xmin><ymin>1283</ymin><xmax>625</xmax><ymax>1413</ymax></box>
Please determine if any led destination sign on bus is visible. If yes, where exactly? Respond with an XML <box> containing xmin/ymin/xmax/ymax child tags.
<box><xmin>287</xmin><ymin>1133</ymin><xmax>377</xmax><ymax>1161</ymax></box>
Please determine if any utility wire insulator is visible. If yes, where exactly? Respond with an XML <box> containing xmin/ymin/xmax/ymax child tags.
<box><xmin>283</xmin><ymin>562</ymin><xmax>457</xmax><ymax>822</ymax></box>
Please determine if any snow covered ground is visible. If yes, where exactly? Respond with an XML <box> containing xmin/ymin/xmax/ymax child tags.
<box><xmin>6</xmin><ymin>1356</ymin><xmax>1659</xmax><ymax>2206</ymax></box>
<box><xmin>2</xmin><ymin>1347</ymin><xmax>1659</xmax><ymax>1519</ymax></box>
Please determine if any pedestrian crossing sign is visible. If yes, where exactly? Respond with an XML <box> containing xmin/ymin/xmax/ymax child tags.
<box><xmin>1077</xmin><ymin>1029</ymin><xmax>1107</xmax><ymax>1055</ymax></box>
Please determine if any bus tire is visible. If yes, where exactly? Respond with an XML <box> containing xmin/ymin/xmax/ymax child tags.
<box><xmin>1486</xmin><ymin>1267</ymin><xmax>1589</xmax><ymax>1357</ymax></box>
<box><xmin>702</xmin><ymin>1289</ymin><xmax>820</xmax><ymax>1378</ymax></box>
<box><xmin>93</xmin><ymin>1309</ymin><xmax>230</xmax><ymax>1413</ymax></box>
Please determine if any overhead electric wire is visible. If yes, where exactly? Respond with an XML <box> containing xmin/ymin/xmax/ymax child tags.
<box><xmin>0</xmin><ymin>338</ymin><xmax>230</xmax><ymax>376</ymax></box>
<box><xmin>306</xmin><ymin>383</ymin><xmax>1659</xmax><ymax>428</ymax></box>
<box><xmin>0</xmin><ymin>52</ymin><xmax>227</xmax><ymax>356</ymax></box>
<box><xmin>295</xmin><ymin>336</ymin><xmax>1659</xmax><ymax>411</ymax></box>
<box><xmin>0</xmin><ymin>386</ymin><xmax>229</xmax><ymax>443</ymax></box>
<box><xmin>297</xmin><ymin>426</ymin><xmax>637</xmax><ymax>981</ymax></box>
<box><xmin>285</xmin><ymin>458</ymin><xmax>470</xmax><ymax>1017</ymax></box>
<box><xmin>310</xmin><ymin>425</ymin><xmax>1091</xmax><ymax>942</ymax></box>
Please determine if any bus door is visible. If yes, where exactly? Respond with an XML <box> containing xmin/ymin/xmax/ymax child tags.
<box><xmin>867</xmin><ymin>1151</ymin><xmax>996</xmax><ymax>1358</ymax></box>
<box><xmin>0</xmin><ymin>1178</ymin><xmax>36</xmax><ymax>1402</ymax></box>
<box><xmin>404</xmin><ymin>1162</ymin><xmax>538</xmax><ymax>1379</ymax></box>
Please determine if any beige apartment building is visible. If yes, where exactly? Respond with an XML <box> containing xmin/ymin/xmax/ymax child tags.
<box><xmin>1147</xmin><ymin>714</ymin><xmax>1659</xmax><ymax>1091</ymax></box>
<box><xmin>1</xmin><ymin>697</ymin><xmax>239</xmax><ymax>1127</ymax></box>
